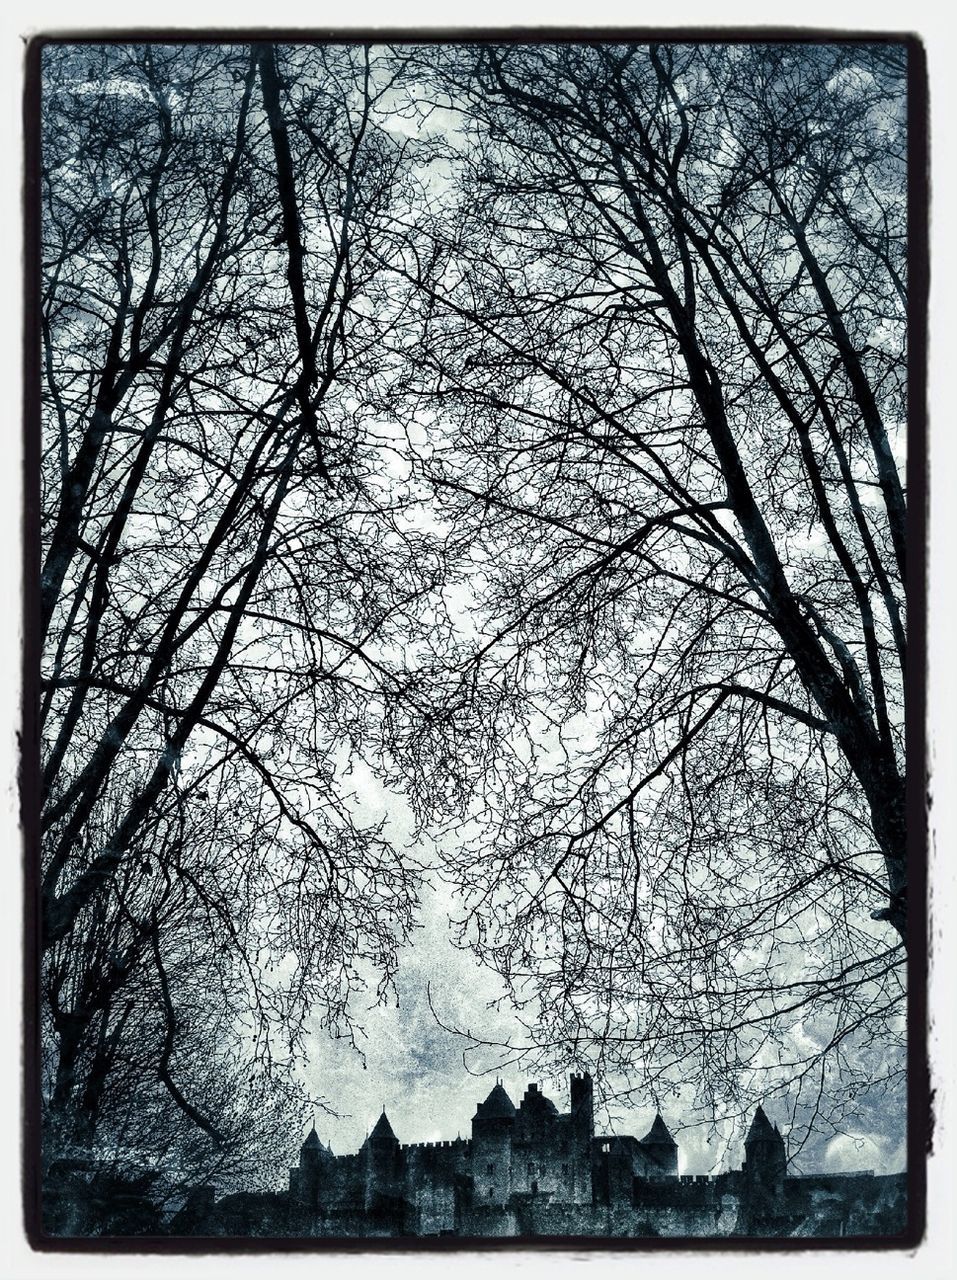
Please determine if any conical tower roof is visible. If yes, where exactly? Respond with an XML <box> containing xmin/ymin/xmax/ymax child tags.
<box><xmin>366</xmin><ymin>1110</ymin><xmax>399</xmax><ymax>1147</ymax></box>
<box><xmin>745</xmin><ymin>1104</ymin><xmax>777</xmax><ymax>1145</ymax></box>
<box><xmin>302</xmin><ymin>1124</ymin><xmax>321</xmax><ymax>1150</ymax></box>
<box><xmin>474</xmin><ymin>1081</ymin><xmax>517</xmax><ymax>1119</ymax></box>
<box><xmin>641</xmin><ymin>1111</ymin><xmax>677</xmax><ymax>1147</ymax></box>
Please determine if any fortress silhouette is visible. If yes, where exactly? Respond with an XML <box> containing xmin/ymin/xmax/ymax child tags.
<box><xmin>174</xmin><ymin>1073</ymin><xmax>907</xmax><ymax>1238</ymax></box>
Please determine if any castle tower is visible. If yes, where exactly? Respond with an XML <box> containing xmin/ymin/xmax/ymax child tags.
<box><xmin>638</xmin><ymin>1111</ymin><xmax>679</xmax><ymax>1178</ymax></box>
<box><xmin>516</xmin><ymin>1082</ymin><xmax>559</xmax><ymax>1131</ymax></box>
<box><xmin>569</xmin><ymin>1073</ymin><xmax>595</xmax><ymax>1203</ymax></box>
<box><xmin>512</xmin><ymin>1082</ymin><xmax>562</xmax><ymax>1199</ymax></box>
<box><xmin>471</xmin><ymin>1080</ymin><xmax>516</xmax><ymax>1206</ymax></box>
<box><xmin>289</xmin><ymin>1123</ymin><xmax>332</xmax><ymax>1208</ymax></box>
<box><xmin>741</xmin><ymin>1104</ymin><xmax>786</xmax><ymax>1227</ymax></box>
<box><xmin>361</xmin><ymin>1110</ymin><xmax>403</xmax><ymax>1214</ymax></box>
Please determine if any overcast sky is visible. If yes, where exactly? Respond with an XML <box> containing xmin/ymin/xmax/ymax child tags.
<box><xmin>297</xmin><ymin>765</ymin><xmax>905</xmax><ymax>1180</ymax></box>
<box><xmin>299</xmin><ymin>876</ymin><xmax>905</xmax><ymax>1179</ymax></box>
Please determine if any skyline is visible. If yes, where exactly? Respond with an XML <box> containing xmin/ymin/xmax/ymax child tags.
<box><xmin>298</xmin><ymin>885</ymin><xmax>906</xmax><ymax>1179</ymax></box>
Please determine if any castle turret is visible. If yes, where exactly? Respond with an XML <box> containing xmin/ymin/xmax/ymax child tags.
<box><xmin>289</xmin><ymin>1124</ymin><xmax>332</xmax><ymax>1207</ymax></box>
<box><xmin>638</xmin><ymin>1111</ymin><xmax>679</xmax><ymax>1177</ymax></box>
<box><xmin>569</xmin><ymin>1073</ymin><xmax>595</xmax><ymax>1203</ymax></box>
<box><xmin>741</xmin><ymin>1105</ymin><xmax>786</xmax><ymax>1228</ymax></box>
<box><xmin>361</xmin><ymin>1110</ymin><xmax>403</xmax><ymax>1214</ymax></box>
<box><xmin>471</xmin><ymin>1080</ymin><xmax>516</xmax><ymax>1206</ymax></box>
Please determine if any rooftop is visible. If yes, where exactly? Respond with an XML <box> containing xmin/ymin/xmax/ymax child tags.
<box><xmin>474</xmin><ymin>1081</ymin><xmax>517</xmax><ymax>1120</ymax></box>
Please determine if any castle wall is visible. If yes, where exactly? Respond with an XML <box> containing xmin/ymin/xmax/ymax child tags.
<box><xmin>480</xmin><ymin>1196</ymin><xmax>739</xmax><ymax>1239</ymax></box>
<box><xmin>457</xmin><ymin>1202</ymin><xmax>520</xmax><ymax>1237</ymax></box>
<box><xmin>511</xmin><ymin>1114</ymin><xmax>576</xmax><ymax>1201</ymax></box>
<box><xmin>471</xmin><ymin>1122</ymin><xmax>514</xmax><ymax>1206</ymax></box>
<box><xmin>784</xmin><ymin>1172</ymin><xmax>907</xmax><ymax>1238</ymax></box>
<box><xmin>403</xmin><ymin>1138</ymin><xmax>471</xmax><ymax>1235</ymax></box>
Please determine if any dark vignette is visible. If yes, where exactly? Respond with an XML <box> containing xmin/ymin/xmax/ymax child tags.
<box><xmin>20</xmin><ymin>26</ymin><xmax>930</xmax><ymax>1255</ymax></box>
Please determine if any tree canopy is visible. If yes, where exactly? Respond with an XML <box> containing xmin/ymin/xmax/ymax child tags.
<box><xmin>36</xmin><ymin>38</ymin><xmax>912</xmax><ymax>1218</ymax></box>
<box><xmin>39</xmin><ymin>42</ymin><xmax>436</xmax><ymax>1209</ymax></box>
<box><xmin>386</xmin><ymin>39</ymin><xmax>909</xmax><ymax>1147</ymax></box>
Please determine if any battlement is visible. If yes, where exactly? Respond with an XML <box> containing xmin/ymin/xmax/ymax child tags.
<box><xmin>634</xmin><ymin>1173</ymin><xmax>721</xmax><ymax>1209</ymax></box>
<box><xmin>404</xmin><ymin>1139</ymin><xmax>470</xmax><ymax>1153</ymax></box>
<box><xmin>786</xmin><ymin>1170</ymin><xmax>876</xmax><ymax>1188</ymax></box>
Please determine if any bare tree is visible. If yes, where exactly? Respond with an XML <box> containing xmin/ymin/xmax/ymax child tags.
<box><xmin>38</xmin><ymin>41</ymin><xmax>435</xmax><ymax>1209</ymax></box>
<box><xmin>36</xmin><ymin>37</ymin><xmax>914</xmax><ymax>1211</ymax></box>
<box><xmin>386</xmin><ymin>41</ymin><xmax>910</xmax><ymax>1147</ymax></box>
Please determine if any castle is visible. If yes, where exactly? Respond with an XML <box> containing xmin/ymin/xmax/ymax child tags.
<box><xmin>174</xmin><ymin>1073</ymin><xmax>907</xmax><ymax>1239</ymax></box>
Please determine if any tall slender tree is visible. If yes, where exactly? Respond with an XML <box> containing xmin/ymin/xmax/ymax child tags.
<box><xmin>39</xmin><ymin>41</ymin><xmax>434</xmax><ymax>1210</ymax></box>
<box><xmin>387</xmin><ymin>40</ymin><xmax>910</xmax><ymax>1144</ymax></box>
